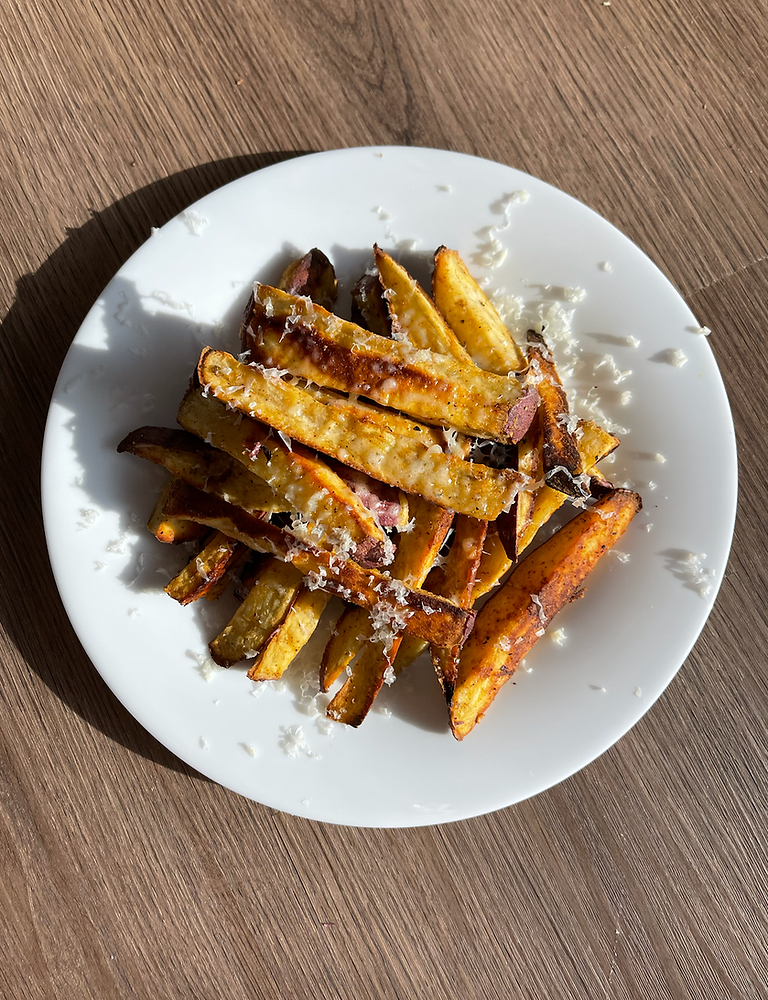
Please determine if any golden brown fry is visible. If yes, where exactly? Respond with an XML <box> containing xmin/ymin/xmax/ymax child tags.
<box><xmin>472</xmin><ymin>525</ymin><xmax>513</xmax><ymax>600</ymax></box>
<box><xmin>178</xmin><ymin>386</ymin><xmax>389</xmax><ymax>567</ymax></box>
<box><xmin>325</xmin><ymin>636</ymin><xmax>405</xmax><ymax>727</ymax></box>
<box><xmin>429</xmin><ymin>515</ymin><xmax>488</xmax><ymax>699</ymax></box>
<box><xmin>164</xmin><ymin>532</ymin><xmax>245</xmax><ymax>606</ymax></box>
<box><xmin>196</xmin><ymin>349</ymin><xmax>523</xmax><ymax>519</ymax></box>
<box><xmin>450</xmin><ymin>489</ymin><xmax>642</xmax><ymax>739</ymax></box>
<box><xmin>247</xmin><ymin>588</ymin><xmax>331</xmax><ymax>681</ymax></box>
<box><xmin>373</xmin><ymin>245</ymin><xmax>472</xmax><ymax>361</ymax></box>
<box><xmin>432</xmin><ymin>246</ymin><xmax>526</xmax><ymax>373</ymax></box>
<box><xmin>242</xmin><ymin>285</ymin><xmax>538</xmax><ymax>443</ymax></box>
<box><xmin>147</xmin><ymin>480</ymin><xmax>207</xmax><ymax>544</ymax></box>
<box><xmin>516</xmin><ymin>418</ymin><xmax>620</xmax><ymax>555</ymax></box>
<box><xmin>526</xmin><ymin>331</ymin><xmax>585</xmax><ymax>497</ymax></box>
<box><xmin>162</xmin><ymin>482</ymin><xmax>475</xmax><ymax>647</ymax></box>
<box><xmin>319</xmin><ymin>606</ymin><xmax>368</xmax><ymax>692</ymax></box>
<box><xmin>496</xmin><ymin>411</ymin><xmax>543</xmax><ymax>560</ymax></box>
<box><xmin>118</xmin><ymin>425</ymin><xmax>284</xmax><ymax>514</ymax></box>
<box><xmin>210</xmin><ymin>557</ymin><xmax>304</xmax><ymax>667</ymax></box>
<box><xmin>320</xmin><ymin>496</ymin><xmax>453</xmax><ymax>693</ymax></box>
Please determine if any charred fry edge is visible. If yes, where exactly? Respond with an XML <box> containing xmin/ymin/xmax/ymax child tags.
<box><xmin>526</xmin><ymin>331</ymin><xmax>585</xmax><ymax>497</ymax></box>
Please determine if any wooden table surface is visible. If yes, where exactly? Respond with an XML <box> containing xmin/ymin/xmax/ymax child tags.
<box><xmin>2</xmin><ymin>1</ymin><xmax>766</xmax><ymax>997</ymax></box>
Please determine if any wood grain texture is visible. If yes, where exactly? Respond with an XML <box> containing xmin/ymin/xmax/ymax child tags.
<box><xmin>1</xmin><ymin>1</ymin><xmax>766</xmax><ymax>997</ymax></box>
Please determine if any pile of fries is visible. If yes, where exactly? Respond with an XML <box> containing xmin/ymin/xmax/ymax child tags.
<box><xmin>119</xmin><ymin>245</ymin><xmax>641</xmax><ymax>738</ymax></box>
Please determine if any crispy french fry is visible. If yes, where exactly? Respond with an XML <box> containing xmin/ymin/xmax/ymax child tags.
<box><xmin>247</xmin><ymin>588</ymin><xmax>331</xmax><ymax>681</ymax></box>
<box><xmin>472</xmin><ymin>525</ymin><xmax>513</xmax><ymax>599</ymax></box>
<box><xmin>178</xmin><ymin>387</ymin><xmax>389</xmax><ymax>567</ymax></box>
<box><xmin>496</xmin><ymin>411</ymin><xmax>543</xmax><ymax>560</ymax></box>
<box><xmin>204</xmin><ymin>545</ymin><xmax>252</xmax><ymax>601</ymax></box>
<box><xmin>429</xmin><ymin>515</ymin><xmax>488</xmax><ymax>699</ymax></box>
<box><xmin>147</xmin><ymin>480</ymin><xmax>207</xmax><ymax>544</ymax></box>
<box><xmin>516</xmin><ymin>418</ymin><xmax>620</xmax><ymax>555</ymax></box>
<box><xmin>162</xmin><ymin>482</ymin><xmax>475</xmax><ymax>647</ymax></box>
<box><xmin>164</xmin><ymin>532</ymin><xmax>246</xmax><ymax>606</ymax></box>
<box><xmin>450</xmin><ymin>489</ymin><xmax>642</xmax><ymax>739</ymax></box>
<box><xmin>432</xmin><ymin>246</ymin><xmax>526</xmax><ymax>373</ymax></box>
<box><xmin>526</xmin><ymin>331</ymin><xmax>586</xmax><ymax>497</ymax></box>
<box><xmin>242</xmin><ymin>285</ymin><xmax>539</xmax><ymax>443</ymax></box>
<box><xmin>372</xmin><ymin>245</ymin><xmax>472</xmax><ymax>361</ymax></box>
<box><xmin>210</xmin><ymin>557</ymin><xmax>304</xmax><ymax>667</ymax></box>
<box><xmin>475</xmin><ymin>418</ymin><xmax>621</xmax><ymax>596</ymax></box>
<box><xmin>319</xmin><ymin>606</ymin><xmax>368</xmax><ymax>692</ymax></box>
<box><xmin>118</xmin><ymin>426</ymin><xmax>284</xmax><ymax>514</ymax></box>
<box><xmin>325</xmin><ymin>637</ymin><xmax>404</xmax><ymax>727</ymax></box>
<box><xmin>197</xmin><ymin>349</ymin><xmax>523</xmax><ymax>519</ymax></box>
<box><xmin>320</xmin><ymin>496</ymin><xmax>453</xmax><ymax>693</ymax></box>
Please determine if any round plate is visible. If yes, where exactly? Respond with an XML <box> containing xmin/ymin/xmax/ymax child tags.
<box><xmin>42</xmin><ymin>146</ymin><xmax>737</xmax><ymax>827</ymax></box>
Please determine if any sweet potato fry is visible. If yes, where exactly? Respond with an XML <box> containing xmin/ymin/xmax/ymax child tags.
<box><xmin>242</xmin><ymin>285</ymin><xmax>538</xmax><ymax>443</ymax></box>
<box><xmin>164</xmin><ymin>531</ymin><xmax>246</xmax><ymax>605</ymax></box>
<box><xmin>196</xmin><ymin>350</ymin><xmax>523</xmax><ymax>519</ymax></box>
<box><xmin>177</xmin><ymin>387</ymin><xmax>389</xmax><ymax>567</ymax></box>
<box><xmin>432</xmin><ymin>246</ymin><xmax>526</xmax><ymax>373</ymax></box>
<box><xmin>450</xmin><ymin>489</ymin><xmax>642</xmax><ymax>739</ymax></box>
<box><xmin>327</xmin><ymin>459</ymin><xmax>411</xmax><ymax>530</ymax></box>
<box><xmin>210</xmin><ymin>557</ymin><xmax>304</xmax><ymax>667</ymax></box>
<box><xmin>162</xmin><ymin>482</ymin><xmax>474</xmax><ymax>647</ymax></box>
<box><xmin>372</xmin><ymin>245</ymin><xmax>472</xmax><ymax>361</ymax></box>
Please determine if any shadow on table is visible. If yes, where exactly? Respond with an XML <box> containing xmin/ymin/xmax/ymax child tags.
<box><xmin>0</xmin><ymin>151</ymin><xmax>309</xmax><ymax>776</ymax></box>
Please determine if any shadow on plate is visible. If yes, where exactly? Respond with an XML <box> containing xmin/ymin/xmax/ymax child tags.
<box><xmin>0</xmin><ymin>151</ymin><xmax>310</xmax><ymax>777</ymax></box>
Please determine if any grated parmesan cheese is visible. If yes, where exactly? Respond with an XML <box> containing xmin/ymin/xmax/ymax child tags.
<box><xmin>180</xmin><ymin>209</ymin><xmax>208</xmax><ymax>235</ymax></box>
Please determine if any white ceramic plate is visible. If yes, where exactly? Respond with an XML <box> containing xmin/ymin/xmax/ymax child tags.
<box><xmin>42</xmin><ymin>146</ymin><xmax>737</xmax><ymax>827</ymax></box>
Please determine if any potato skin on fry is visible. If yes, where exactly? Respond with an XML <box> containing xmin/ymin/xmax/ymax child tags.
<box><xmin>526</xmin><ymin>331</ymin><xmax>585</xmax><ymax>498</ymax></box>
<box><xmin>277</xmin><ymin>248</ymin><xmax>338</xmax><ymax>310</ymax></box>
<box><xmin>450</xmin><ymin>489</ymin><xmax>642</xmax><ymax>740</ymax></box>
